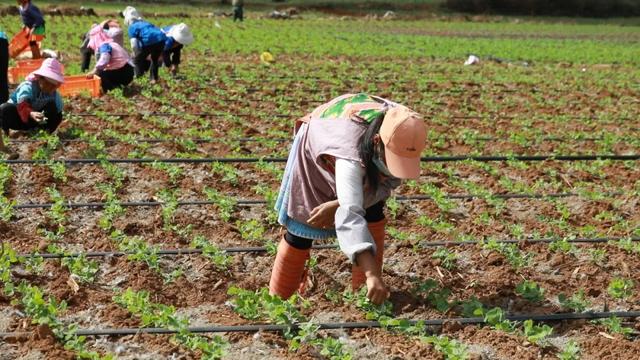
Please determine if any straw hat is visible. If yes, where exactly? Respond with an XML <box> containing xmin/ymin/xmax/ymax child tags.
<box><xmin>168</xmin><ymin>23</ymin><xmax>194</xmax><ymax>45</ymax></box>
<box><xmin>378</xmin><ymin>107</ymin><xmax>426</xmax><ymax>179</ymax></box>
<box><xmin>32</xmin><ymin>58</ymin><xmax>65</xmax><ymax>85</ymax></box>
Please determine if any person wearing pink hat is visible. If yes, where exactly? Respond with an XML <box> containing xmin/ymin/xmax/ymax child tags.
<box><xmin>80</xmin><ymin>19</ymin><xmax>124</xmax><ymax>72</ymax></box>
<box><xmin>0</xmin><ymin>58</ymin><xmax>64</xmax><ymax>159</ymax></box>
<box><xmin>85</xmin><ymin>24</ymin><xmax>134</xmax><ymax>93</ymax></box>
<box><xmin>269</xmin><ymin>93</ymin><xmax>426</xmax><ymax>305</ymax></box>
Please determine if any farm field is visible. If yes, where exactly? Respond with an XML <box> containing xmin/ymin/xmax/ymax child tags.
<box><xmin>0</xmin><ymin>5</ymin><xmax>639</xmax><ymax>360</ymax></box>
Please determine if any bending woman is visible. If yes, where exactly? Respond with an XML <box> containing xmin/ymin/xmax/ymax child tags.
<box><xmin>161</xmin><ymin>23</ymin><xmax>194</xmax><ymax>77</ymax></box>
<box><xmin>269</xmin><ymin>93</ymin><xmax>426</xmax><ymax>304</ymax></box>
<box><xmin>80</xmin><ymin>19</ymin><xmax>123</xmax><ymax>72</ymax></box>
<box><xmin>85</xmin><ymin>24</ymin><xmax>134</xmax><ymax>92</ymax></box>
<box><xmin>123</xmin><ymin>7</ymin><xmax>166</xmax><ymax>83</ymax></box>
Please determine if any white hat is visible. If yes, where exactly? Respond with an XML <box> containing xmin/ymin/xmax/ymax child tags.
<box><xmin>168</xmin><ymin>23</ymin><xmax>194</xmax><ymax>45</ymax></box>
<box><xmin>122</xmin><ymin>6</ymin><xmax>142</xmax><ymax>26</ymax></box>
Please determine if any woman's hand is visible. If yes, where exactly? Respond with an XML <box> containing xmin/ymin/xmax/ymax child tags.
<box><xmin>308</xmin><ymin>200</ymin><xmax>339</xmax><ymax>229</ymax></box>
<box><xmin>30</xmin><ymin>112</ymin><xmax>46</xmax><ymax>123</ymax></box>
<box><xmin>86</xmin><ymin>70</ymin><xmax>96</xmax><ymax>79</ymax></box>
<box><xmin>366</xmin><ymin>274</ymin><xmax>389</xmax><ymax>305</ymax></box>
<box><xmin>355</xmin><ymin>250</ymin><xmax>390</xmax><ymax>305</ymax></box>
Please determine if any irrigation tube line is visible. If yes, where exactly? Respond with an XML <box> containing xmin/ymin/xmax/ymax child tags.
<box><xmin>12</xmin><ymin>192</ymin><xmax>626</xmax><ymax>210</ymax></box>
<box><xmin>8</xmin><ymin>135</ymin><xmax>637</xmax><ymax>144</ymax></box>
<box><xmin>70</xmin><ymin>112</ymin><xmax>292</xmax><ymax>119</ymax></box>
<box><xmin>1</xmin><ymin>311</ymin><xmax>638</xmax><ymax>338</ymax></box>
<box><xmin>2</xmin><ymin>154</ymin><xmax>639</xmax><ymax>165</ymax></box>
<box><xmin>15</xmin><ymin>237</ymin><xmax>640</xmax><ymax>260</ymax></box>
<box><xmin>69</xmin><ymin>112</ymin><xmax>638</xmax><ymax>123</ymax></box>
<box><xmin>9</xmin><ymin>137</ymin><xmax>291</xmax><ymax>144</ymax></box>
<box><xmin>14</xmin><ymin>199</ymin><xmax>263</xmax><ymax>210</ymax></box>
<box><xmin>214</xmin><ymin>75</ymin><xmax>640</xmax><ymax>88</ymax></box>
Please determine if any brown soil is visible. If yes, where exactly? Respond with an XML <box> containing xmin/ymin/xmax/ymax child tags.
<box><xmin>0</xmin><ymin>56</ymin><xmax>638</xmax><ymax>359</ymax></box>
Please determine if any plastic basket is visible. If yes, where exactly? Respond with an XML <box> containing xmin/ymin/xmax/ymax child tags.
<box><xmin>15</xmin><ymin>59</ymin><xmax>45</xmax><ymax>68</ymax></box>
<box><xmin>8</xmin><ymin>28</ymin><xmax>31</xmax><ymax>59</ymax></box>
<box><xmin>59</xmin><ymin>75</ymin><xmax>102</xmax><ymax>97</ymax></box>
<box><xmin>7</xmin><ymin>59</ymin><xmax>45</xmax><ymax>84</ymax></box>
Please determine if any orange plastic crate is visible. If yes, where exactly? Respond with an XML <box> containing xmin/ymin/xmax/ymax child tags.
<box><xmin>7</xmin><ymin>59</ymin><xmax>45</xmax><ymax>84</ymax></box>
<box><xmin>59</xmin><ymin>75</ymin><xmax>102</xmax><ymax>97</ymax></box>
<box><xmin>8</xmin><ymin>28</ymin><xmax>31</xmax><ymax>59</ymax></box>
<box><xmin>15</xmin><ymin>59</ymin><xmax>45</xmax><ymax>68</ymax></box>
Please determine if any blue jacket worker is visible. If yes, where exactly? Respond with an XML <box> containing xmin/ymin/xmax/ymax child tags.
<box><xmin>123</xmin><ymin>7</ymin><xmax>166</xmax><ymax>83</ymax></box>
<box><xmin>161</xmin><ymin>23</ymin><xmax>194</xmax><ymax>76</ymax></box>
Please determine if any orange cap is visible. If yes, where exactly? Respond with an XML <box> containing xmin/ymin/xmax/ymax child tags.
<box><xmin>379</xmin><ymin>106</ymin><xmax>426</xmax><ymax>179</ymax></box>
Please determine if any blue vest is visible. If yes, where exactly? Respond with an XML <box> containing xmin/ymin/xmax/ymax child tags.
<box><xmin>128</xmin><ymin>21</ymin><xmax>166</xmax><ymax>48</ymax></box>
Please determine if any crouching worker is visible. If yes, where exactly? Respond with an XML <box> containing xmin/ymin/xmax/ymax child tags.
<box><xmin>85</xmin><ymin>25</ymin><xmax>134</xmax><ymax>93</ymax></box>
<box><xmin>269</xmin><ymin>93</ymin><xmax>427</xmax><ymax>305</ymax></box>
<box><xmin>0</xmin><ymin>58</ymin><xmax>64</xmax><ymax>159</ymax></box>
<box><xmin>161</xmin><ymin>23</ymin><xmax>194</xmax><ymax>77</ymax></box>
<box><xmin>123</xmin><ymin>7</ymin><xmax>166</xmax><ymax>83</ymax></box>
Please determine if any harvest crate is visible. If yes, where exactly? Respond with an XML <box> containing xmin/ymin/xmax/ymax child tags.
<box><xmin>8</xmin><ymin>28</ymin><xmax>30</xmax><ymax>58</ymax></box>
<box><xmin>58</xmin><ymin>75</ymin><xmax>102</xmax><ymax>97</ymax></box>
<box><xmin>7</xmin><ymin>59</ymin><xmax>45</xmax><ymax>84</ymax></box>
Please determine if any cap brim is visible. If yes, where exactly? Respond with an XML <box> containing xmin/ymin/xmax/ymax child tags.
<box><xmin>384</xmin><ymin>147</ymin><xmax>421</xmax><ymax>179</ymax></box>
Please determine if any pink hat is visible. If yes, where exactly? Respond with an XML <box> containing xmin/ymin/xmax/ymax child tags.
<box><xmin>31</xmin><ymin>58</ymin><xmax>65</xmax><ymax>85</ymax></box>
<box><xmin>379</xmin><ymin>106</ymin><xmax>426</xmax><ymax>179</ymax></box>
<box><xmin>88</xmin><ymin>24</ymin><xmax>113</xmax><ymax>51</ymax></box>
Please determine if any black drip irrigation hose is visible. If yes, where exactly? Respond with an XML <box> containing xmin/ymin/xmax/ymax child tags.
<box><xmin>68</xmin><ymin>112</ymin><xmax>638</xmax><ymax>123</ymax></box>
<box><xmin>10</xmin><ymin>192</ymin><xmax>627</xmax><ymax>210</ymax></box>
<box><xmin>1</xmin><ymin>311</ymin><xmax>638</xmax><ymax>338</ymax></box>
<box><xmin>15</xmin><ymin>237</ymin><xmax>640</xmax><ymax>260</ymax></box>
<box><xmin>9</xmin><ymin>137</ymin><xmax>290</xmax><ymax>144</ymax></box>
<box><xmin>14</xmin><ymin>199</ymin><xmax>264</xmax><ymax>210</ymax></box>
<box><xmin>2</xmin><ymin>154</ymin><xmax>639</xmax><ymax>165</ymax></box>
<box><xmin>8</xmin><ymin>135</ymin><xmax>636</xmax><ymax>144</ymax></box>
<box><xmin>422</xmin><ymin>154</ymin><xmax>640</xmax><ymax>162</ymax></box>
<box><xmin>70</xmin><ymin>112</ymin><xmax>292</xmax><ymax>119</ymax></box>
<box><xmin>214</xmin><ymin>75</ymin><xmax>639</xmax><ymax>89</ymax></box>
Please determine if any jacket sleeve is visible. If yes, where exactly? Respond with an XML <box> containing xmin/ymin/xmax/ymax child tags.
<box><xmin>17</xmin><ymin>102</ymin><xmax>33</xmax><ymax>123</ymax></box>
<box><xmin>95</xmin><ymin>44</ymin><xmax>113</xmax><ymax>71</ymax></box>
<box><xmin>128</xmin><ymin>25</ymin><xmax>139</xmax><ymax>50</ymax></box>
<box><xmin>14</xmin><ymin>82</ymin><xmax>34</xmax><ymax>123</ymax></box>
<box><xmin>334</xmin><ymin>158</ymin><xmax>376</xmax><ymax>263</ymax></box>
<box><xmin>163</xmin><ymin>37</ymin><xmax>174</xmax><ymax>52</ymax></box>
